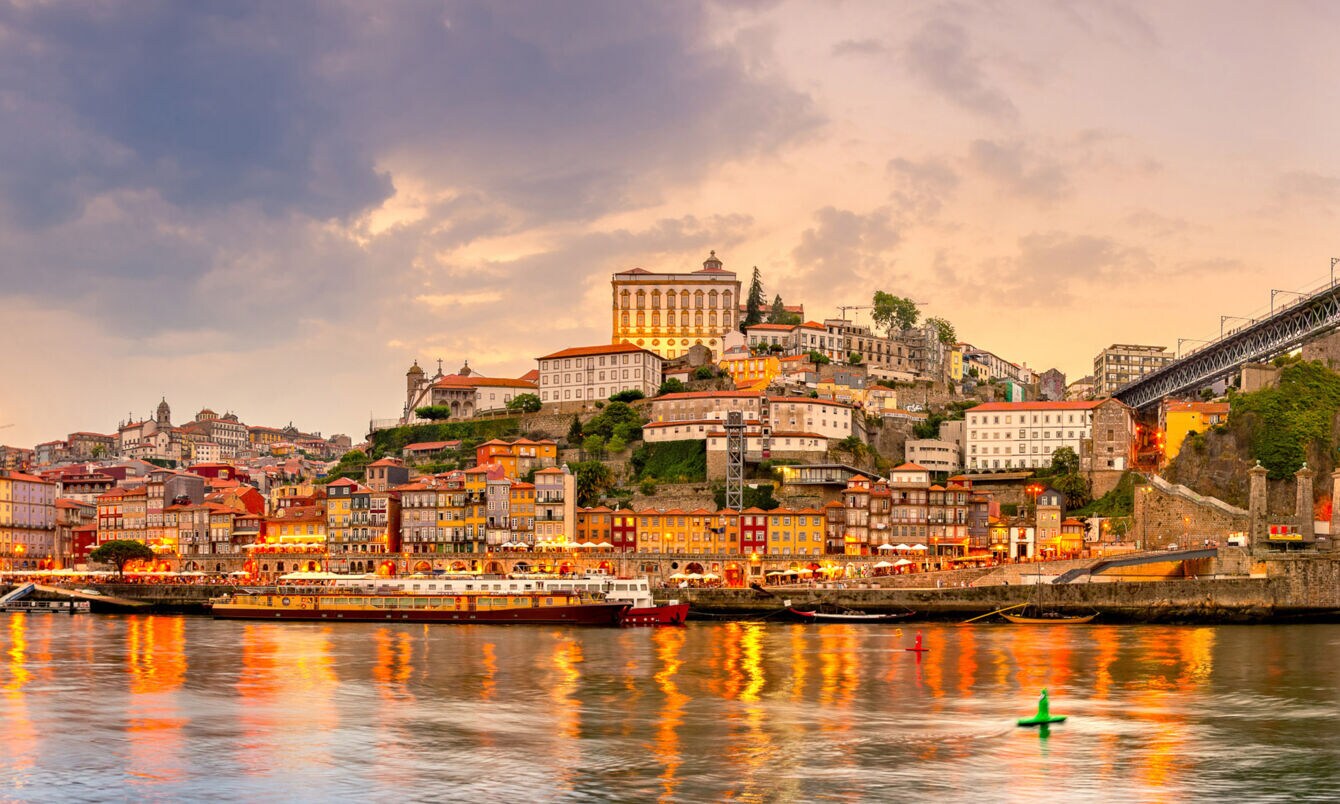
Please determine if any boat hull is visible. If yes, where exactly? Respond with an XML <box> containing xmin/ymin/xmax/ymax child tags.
<box><xmin>622</xmin><ymin>602</ymin><xmax>690</xmax><ymax>626</ymax></box>
<box><xmin>1001</xmin><ymin>613</ymin><xmax>1096</xmax><ymax>624</ymax></box>
<box><xmin>213</xmin><ymin>602</ymin><xmax>629</xmax><ymax>626</ymax></box>
<box><xmin>788</xmin><ymin>607</ymin><xmax>914</xmax><ymax>624</ymax></box>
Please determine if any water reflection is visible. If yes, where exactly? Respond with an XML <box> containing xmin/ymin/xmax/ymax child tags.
<box><xmin>1</xmin><ymin>618</ymin><xmax>1337</xmax><ymax>802</ymax></box>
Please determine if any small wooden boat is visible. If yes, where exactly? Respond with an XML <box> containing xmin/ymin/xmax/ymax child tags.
<box><xmin>1001</xmin><ymin>612</ymin><xmax>1096</xmax><ymax>624</ymax></box>
<box><xmin>787</xmin><ymin>607</ymin><xmax>915</xmax><ymax>624</ymax></box>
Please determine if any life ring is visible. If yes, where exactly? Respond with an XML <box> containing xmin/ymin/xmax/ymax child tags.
<box><xmin>281</xmin><ymin>597</ymin><xmax>291</xmax><ymax>606</ymax></box>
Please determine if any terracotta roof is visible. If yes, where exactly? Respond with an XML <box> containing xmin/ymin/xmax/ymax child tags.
<box><xmin>367</xmin><ymin>458</ymin><xmax>404</xmax><ymax>468</ymax></box>
<box><xmin>768</xmin><ymin>395</ymin><xmax>853</xmax><ymax>409</ymax></box>
<box><xmin>403</xmin><ymin>441</ymin><xmax>461</xmax><ymax>451</ymax></box>
<box><xmin>534</xmin><ymin>467</ymin><xmax>564</xmax><ymax>474</ymax></box>
<box><xmin>1164</xmin><ymin>401</ymin><xmax>1230</xmax><ymax>415</ymax></box>
<box><xmin>432</xmin><ymin>375</ymin><xmax>538</xmax><ymax>390</ymax></box>
<box><xmin>518</xmin><ymin>369</ymin><xmax>540</xmax><ymax>383</ymax></box>
<box><xmin>539</xmin><ymin>342</ymin><xmax>661</xmax><ymax>361</ymax></box>
<box><xmin>968</xmin><ymin>401</ymin><xmax>1110</xmax><ymax>412</ymax></box>
<box><xmin>614</xmin><ymin>267</ymin><xmax>652</xmax><ymax>275</ymax></box>
<box><xmin>326</xmin><ymin>478</ymin><xmax>360</xmax><ymax>487</ymax></box>
<box><xmin>891</xmin><ymin>462</ymin><xmax>929</xmax><ymax>472</ymax></box>
<box><xmin>746</xmin><ymin>323</ymin><xmax>796</xmax><ymax>332</ymax></box>
<box><xmin>797</xmin><ymin>321</ymin><xmax>826</xmax><ymax>330</ymax></box>
<box><xmin>653</xmin><ymin>390</ymin><xmax>759</xmax><ymax>402</ymax></box>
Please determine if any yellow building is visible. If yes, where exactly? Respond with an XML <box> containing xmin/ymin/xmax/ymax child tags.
<box><xmin>948</xmin><ymin>349</ymin><xmax>964</xmax><ymax>382</ymax></box>
<box><xmin>1162</xmin><ymin>401</ymin><xmax>1229</xmax><ymax>461</ymax></box>
<box><xmin>464</xmin><ymin>466</ymin><xmax>492</xmax><ymax>552</ymax></box>
<box><xmin>611</xmin><ymin>251</ymin><xmax>742</xmax><ymax>359</ymax></box>
<box><xmin>765</xmin><ymin>508</ymin><xmax>827</xmax><ymax>557</ymax></box>
<box><xmin>718</xmin><ymin>352</ymin><xmax>780</xmax><ymax>392</ymax></box>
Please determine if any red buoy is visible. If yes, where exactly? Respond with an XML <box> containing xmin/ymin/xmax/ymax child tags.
<box><xmin>905</xmin><ymin>631</ymin><xmax>929</xmax><ymax>652</ymax></box>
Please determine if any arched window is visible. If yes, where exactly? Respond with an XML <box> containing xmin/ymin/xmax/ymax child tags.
<box><xmin>695</xmin><ymin>311</ymin><xmax>703</xmax><ymax>328</ymax></box>
<box><xmin>621</xmin><ymin>312</ymin><xmax>629</xmax><ymax>327</ymax></box>
<box><xmin>680</xmin><ymin>290</ymin><xmax>690</xmax><ymax>308</ymax></box>
<box><xmin>680</xmin><ymin>311</ymin><xmax>689</xmax><ymax>327</ymax></box>
<box><xmin>620</xmin><ymin>290</ymin><xmax>631</xmax><ymax>309</ymax></box>
<box><xmin>708</xmin><ymin>310</ymin><xmax>717</xmax><ymax>328</ymax></box>
<box><xmin>694</xmin><ymin>290</ymin><xmax>704</xmax><ymax>309</ymax></box>
<box><xmin>666</xmin><ymin>292</ymin><xmax>676</xmax><ymax>309</ymax></box>
<box><xmin>709</xmin><ymin>290</ymin><xmax>718</xmax><ymax>309</ymax></box>
<box><xmin>651</xmin><ymin>290</ymin><xmax>661</xmax><ymax>308</ymax></box>
<box><xmin>636</xmin><ymin>290</ymin><xmax>646</xmax><ymax>309</ymax></box>
<box><xmin>636</xmin><ymin>311</ymin><xmax>645</xmax><ymax>327</ymax></box>
<box><xmin>651</xmin><ymin>311</ymin><xmax>660</xmax><ymax>327</ymax></box>
<box><xmin>723</xmin><ymin>291</ymin><xmax>732</xmax><ymax>309</ymax></box>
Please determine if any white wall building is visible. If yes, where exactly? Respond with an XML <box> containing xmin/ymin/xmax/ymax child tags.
<box><xmin>965</xmin><ymin>401</ymin><xmax>1103</xmax><ymax>472</ymax></box>
<box><xmin>537</xmin><ymin>343</ymin><xmax>663</xmax><ymax>407</ymax></box>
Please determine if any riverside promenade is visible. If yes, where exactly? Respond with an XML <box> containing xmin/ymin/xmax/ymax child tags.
<box><xmin>6</xmin><ymin>553</ymin><xmax>1340</xmax><ymax>623</ymax></box>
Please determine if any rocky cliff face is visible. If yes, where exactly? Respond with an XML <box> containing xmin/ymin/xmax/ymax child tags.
<box><xmin>1163</xmin><ymin>412</ymin><xmax>1338</xmax><ymax>519</ymax></box>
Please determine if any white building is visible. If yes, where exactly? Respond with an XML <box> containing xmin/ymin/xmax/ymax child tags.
<box><xmin>905</xmin><ymin>439</ymin><xmax>962</xmax><ymax>474</ymax></box>
<box><xmin>1093</xmin><ymin>344</ymin><xmax>1173</xmax><ymax>397</ymax></box>
<box><xmin>965</xmin><ymin>401</ymin><xmax>1105</xmax><ymax>472</ymax></box>
<box><xmin>648</xmin><ymin>391</ymin><xmax>854</xmax><ymax>440</ymax></box>
<box><xmin>537</xmin><ymin>343</ymin><xmax>663</xmax><ymax>407</ymax></box>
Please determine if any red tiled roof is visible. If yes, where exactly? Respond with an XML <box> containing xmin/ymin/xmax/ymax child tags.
<box><xmin>968</xmin><ymin>401</ymin><xmax>1111</xmax><ymax>412</ymax></box>
<box><xmin>767</xmin><ymin>395</ymin><xmax>853</xmax><ymax>409</ymax></box>
<box><xmin>518</xmin><ymin>369</ymin><xmax>539</xmax><ymax>383</ymax></box>
<box><xmin>654</xmin><ymin>390</ymin><xmax>759</xmax><ymax>401</ymax></box>
<box><xmin>1165</xmin><ymin>401</ymin><xmax>1229</xmax><ymax>415</ymax></box>
<box><xmin>539</xmin><ymin>342</ymin><xmax>661</xmax><ymax>360</ymax></box>
<box><xmin>403</xmin><ymin>441</ymin><xmax>461</xmax><ymax>451</ymax></box>
<box><xmin>432</xmin><ymin>375</ymin><xmax>538</xmax><ymax>390</ymax></box>
<box><xmin>367</xmin><ymin>458</ymin><xmax>404</xmax><ymax>468</ymax></box>
<box><xmin>614</xmin><ymin>267</ymin><xmax>652</xmax><ymax>275</ymax></box>
<box><xmin>892</xmin><ymin>462</ymin><xmax>929</xmax><ymax>472</ymax></box>
<box><xmin>746</xmin><ymin>323</ymin><xmax>796</xmax><ymax>332</ymax></box>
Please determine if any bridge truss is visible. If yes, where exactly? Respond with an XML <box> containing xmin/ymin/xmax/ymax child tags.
<box><xmin>1114</xmin><ymin>283</ymin><xmax>1340</xmax><ymax>411</ymax></box>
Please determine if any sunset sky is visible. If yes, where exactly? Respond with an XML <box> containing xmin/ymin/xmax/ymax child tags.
<box><xmin>3</xmin><ymin>1</ymin><xmax>1339</xmax><ymax>445</ymax></box>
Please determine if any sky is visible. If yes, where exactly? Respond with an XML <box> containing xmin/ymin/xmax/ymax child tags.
<box><xmin>3</xmin><ymin>0</ymin><xmax>1340</xmax><ymax>446</ymax></box>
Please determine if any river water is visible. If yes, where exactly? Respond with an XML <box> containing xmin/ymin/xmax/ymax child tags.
<box><xmin>2</xmin><ymin>614</ymin><xmax>1339</xmax><ymax>802</ymax></box>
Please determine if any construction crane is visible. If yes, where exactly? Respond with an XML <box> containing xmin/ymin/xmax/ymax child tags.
<box><xmin>836</xmin><ymin>304</ymin><xmax>872</xmax><ymax>323</ymax></box>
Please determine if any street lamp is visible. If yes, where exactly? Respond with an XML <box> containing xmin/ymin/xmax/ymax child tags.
<box><xmin>1178</xmin><ymin>338</ymin><xmax>1210</xmax><ymax>358</ymax></box>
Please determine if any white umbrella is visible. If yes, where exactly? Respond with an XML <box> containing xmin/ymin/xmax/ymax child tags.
<box><xmin>684</xmin><ymin>573</ymin><xmax>703</xmax><ymax>580</ymax></box>
<box><xmin>895</xmin><ymin>543</ymin><xmax>911</xmax><ymax>551</ymax></box>
<box><xmin>893</xmin><ymin>558</ymin><xmax>914</xmax><ymax>566</ymax></box>
<box><xmin>581</xmin><ymin>541</ymin><xmax>598</xmax><ymax>548</ymax></box>
<box><xmin>911</xmin><ymin>544</ymin><xmax>928</xmax><ymax>551</ymax></box>
<box><xmin>873</xmin><ymin>560</ymin><xmax>894</xmax><ymax>568</ymax></box>
<box><xmin>702</xmin><ymin>573</ymin><xmax>720</xmax><ymax>580</ymax></box>
<box><xmin>514</xmin><ymin>544</ymin><xmax>529</xmax><ymax>550</ymax></box>
<box><xmin>597</xmin><ymin>541</ymin><xmax>614</xmax><ymax>548</ymax></box>
<box><xmin>877</xmin><ymin>543</ymin><xmax>896</xmax><ymax>551</ymax></box>
<box><xmin>669</xmin><ymin>572</ymin><xmax>688</xmax><ymax>580</ymax></box>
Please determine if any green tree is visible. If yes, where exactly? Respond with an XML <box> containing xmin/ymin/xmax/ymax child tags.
<box><xmin>582</xmin><ymin>434</ymin><xmax>606</xmax><ymax>458</ymax></box>
<box><xmin>606</xmin><ymin>435</ymin><xmax>627</xmax><ymax>453</ymax></box>
<box><xmin>415</xmin><ymin>405</ymin><xmax>452</xmax><ymax>421</ymax></box>
<box><xmin>567</xmin><ymin>415</ymin><xmax>583</xmax><ymax>444</ymax></box>
<box><xmin>742</xmin><ymin>266</ymin><xmax>766</xmax><ymax>331</ymax></box>
<box><xmin>693</xmin><ymin>365</ymin><xmax>716</xmax><ymax>381</ymax></box>
<box><xmin>505</xmin><ymin>393</ymin><xmax>542</xmax><ymax>413</ymax></box>
<box><xmin>572</xmin><ymin>461</ymin><xmax>615</xmax><ymax>507</ymax></box>
<box><xmin>658</xmin><ymin>378</ymin><xmax>687</xmax><ymax>396</ymax></box>
<box><xmin>322</xmin><ymin>449</ymin><xmax>370</xmax><ymax>483</ymax></box>
<box><xmin>768</xmin><ymin>343</ymin><xmax>785</xmax><ymax>354</ymax></box>
<box><xmin>1200</xmin><ymin>387</ymin><xmax>1216</xmax><ymax>401</ymax></box>
<box><xmin>768</xmin><ymin>294</ymin><xmax>788</xmax><ymax>323</ymax></box>
<box><xmin>871</xmin><ymin>290</ymin><xmax>920</xmax><ymax>335</ymax></box>
<box><xmin>1050</xmin><ymin>446</ymin><xmax>1081</xmax><ymax>477</ymax></box>
<box><xmin>1053</xmin><ymin>472</ymin><xmax>1092</xmax><ymax>509</ymax></box>
<box><xmin>91</xmin><ymin>445</ymin><xmax>107</xmax><ymax>459</ymax></box>
<box><xmin>806</xmin><ymin>350</ymin><xmax>831</xmax><ymax>365</ymax></box>
<box><xmin>926</xmin><ymin>316</ymin><xmax>956</xmax><ymax>346</ymax></box>
<box><xmin>837</xmin><ymin>435</ymin><xmax>867</xmax><ymax>461</ymax></box>
<box><xmin>848</xmin><ymin>351</ymin><xmax>863</xmax><ymax>365</ymax></box>
<box><xmin>609</xmin><ymin>389</ymin><xmax>645</xmax><ymax>403</ymax></box>
<box><xmin>639</xmin><ymin>478</ymin><xmax>658</xmax><ymax>496</ymax></box>
<box><xmin>585</xmin><ymin>401</ymin><xmax>644</xmax><ymax>440</ymax></box>
<box><xmin>89</xmin><ymin>540</ymin><xmax>156</xmax><ymax>578</ymax></box>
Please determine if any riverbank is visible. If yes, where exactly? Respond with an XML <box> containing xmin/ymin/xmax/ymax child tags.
<box><xmin>6</xmin><ymin>555</ymin><xmax>1340</xmax><ymax>623</ymax></box>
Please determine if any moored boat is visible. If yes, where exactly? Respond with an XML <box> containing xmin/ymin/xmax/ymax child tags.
<box><xmin>211</xmin><ymin>588</ymin><xmax>629</xmax><ymax>625</ymax></box>
<box><xmin>786</xmin><ymin>606</ymin><xmax>915</xmax><ymax>624</ymax></box>
<box><xmin>1001</xmin><ymin>612</ymin><xmax>1096</xmax><ymax>624</ymax></box>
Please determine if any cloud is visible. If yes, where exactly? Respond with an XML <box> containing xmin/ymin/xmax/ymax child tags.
<box><xmin>1272</xmin><ymin>171</ymin><xmax>1340</xmax><ymax>215</ymax></box>
<box><xmin>902</xmin><ymin>18</ymin><xmax>1017</xmax><ymax>121</ymax></box>
<box><xmin>968</xmin><ymin>139</ymin><xmax>1071</xmax><ymax>205</ymax></box>
<box><xmin>790</xmin><ymin>207</ymin><xmax>902</xmax><ymax>303</ymax></box>
<box><xmin>0</xmin><ymin>1</ymin><xmax>819</xmax><ymax>347</ymax></box>
<box><xmin>832</xmin><ymin>38</ymin><xmax>887</xmax><ymax>57</ymax></box>
<box><xmin>887</xmin><ymin>157</ymin><xmax>960</xmax><ymax>221</ymax></box>
<box><xmin>986</xmin><ymin>232</ymin><xmax>1154</xmax><ymax>306</ymax></box>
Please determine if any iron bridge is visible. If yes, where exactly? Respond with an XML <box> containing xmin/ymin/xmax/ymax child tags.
<box><xmin>1114</xmin><ymin>282</ymin><xmax>1340</xmax><ymax>411</ymax></box>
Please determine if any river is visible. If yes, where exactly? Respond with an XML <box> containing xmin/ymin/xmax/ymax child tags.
<box><xmin>1</xmin><ymin>614</ymin><xmax>1338</xmax><ymax>802</ymax></box>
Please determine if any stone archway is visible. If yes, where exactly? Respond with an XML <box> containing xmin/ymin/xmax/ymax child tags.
<box><xmin>451</xmin><ymin>561</ymin><xmax>469</xmax><ymax>572</ymax></box>
<box><xmin>413</xmin><ymin>561</ymin><xmax>432</xmax><ymax>573</ymax></box>
<box><xmin>484</xmin><ymin>561</ymin><xmax>503</xmax><ymax>574</ymax></box>
<box><xmin>513</xmin><ymin>561</ymin><xmax>531</xmax><ymax>572</ymax></box>
<box><xmin>686</xmin><ymin>562</ymin><xmax>705</xmax><ymax>574</ymax></box>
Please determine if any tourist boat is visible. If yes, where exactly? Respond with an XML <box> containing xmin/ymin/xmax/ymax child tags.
<box><xmin>1001</xmin><ymin>611</ymin><xmax>1097</xmax><ymax>624</ymax></box>
<box><xmin>527</xmin><ymin>575</ymin><xmax>689</xmax><ymax>626</ymax></box>
<box><xmin>211</xmin><ymin>585</ymin><xmax>628</xmax><ymax>625</ymax></box>
<box><xmin>786</xmin><ymin>605</ymin><xmax>915</xmax><ymax>624</ymax></box>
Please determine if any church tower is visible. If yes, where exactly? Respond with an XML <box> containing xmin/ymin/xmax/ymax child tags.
<box><xmin>156</xmin><ymin>397</ymin><xmax>172</xmax><ymax>428</ymax></box>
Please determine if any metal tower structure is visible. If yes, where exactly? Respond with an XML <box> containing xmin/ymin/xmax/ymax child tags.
<box><xmin>724</xmin><ymin>411</ymin><xmax>745</xmax><ymax>511</ymax></box>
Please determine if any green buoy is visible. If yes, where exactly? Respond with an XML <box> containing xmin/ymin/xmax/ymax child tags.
<box><xmin>1017</xmin><ymin>689</ymin><xmax>1067</xmax><ymax>727</ymax></box>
